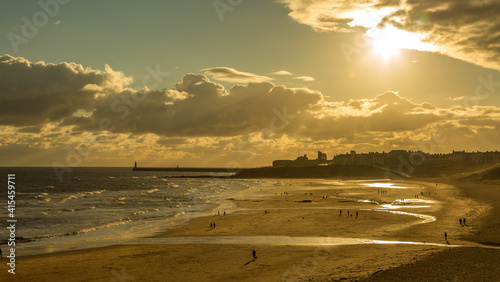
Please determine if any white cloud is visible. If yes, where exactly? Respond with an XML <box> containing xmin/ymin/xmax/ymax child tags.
<box><xmin>202</xmin><ymin>67</ymin><xmax>274</xmax><ymax>83</ymax></box>
<box><xmin>293</xmin><ymin>76</ymin><xmax>315</xmax><ymax>82</ymax></box>
<box><xmin>271</xmin><ymin>70</ymin><xmax>293</xmax><ymax>76</ymax></box>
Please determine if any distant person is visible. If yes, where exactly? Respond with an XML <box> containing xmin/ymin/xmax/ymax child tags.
<box><xmin>463</xmin><ymin>218</ymin><xmax>466</xmax><ymax>225</ymax></box>
<box><xmin>224</xmin><ymin>211</ymin><xmax>226</xmax><ymax>216</ymax></box>
<box><xmin>444</xmin><ymin>232</ymin><xmax>448</xmax><ymax>243</ymax></box>
<box><xmin>0</xmin><ymin>247</ymin><xmax>2</xmax><ymax>258</ymax></box>
<box><xmin>214</xmin><ymin>223</ymin><xmax>216</xmax><ymax>228</ymax></box>
<box><xmin>252</xmin><ymin>249</ymin><xmax>257</xmax><ymax>260</ymax></box>
<box><xmin>339</xmin><ymin>210</ymin><xmax>342</xmax><ymax>216</ymax></box>
<box><xmin>218</xmin><ymin>211</ymin><xmax>220</xmax><ymax>215</ymax></box>
<box><xmin>346</xmin><ymin>210</ymin><xmax>350</xmax><ymax>218</ymax></box>
<box><xmin>459</xmin><ymin>218</ymin><xmax>462</xmax><ymax>225</ymax></box>
<box><xmin>356</xmin><ymin>211</ymin><xmax>358</xmax><ymax>219</ymax></box>
<box><xmin>210</xmin><ymin>223</ymin><xmax>213</xmax><ymax>228</ymax></box>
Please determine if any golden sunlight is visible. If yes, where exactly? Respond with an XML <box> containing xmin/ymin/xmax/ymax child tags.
<box><xmin>369</xmin><ymin>26</ymin><xmax>435</xmax><ymax>59</ymax></box>
<box><xmin>346</xmin><ymin>8</ymin><xmax>436</xmax><ymax>59</ymax></box>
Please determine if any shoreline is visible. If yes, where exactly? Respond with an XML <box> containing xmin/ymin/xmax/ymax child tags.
<box><xmin>1</xmin><ymin>178</ymin><xmax>499</xmax><ymax>281</ymax></box>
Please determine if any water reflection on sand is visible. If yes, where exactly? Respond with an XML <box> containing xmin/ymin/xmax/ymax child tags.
<box><xmin>135</xmin><ymin>236</ymin><xmax>500</xmax><ymax>250</ymax></box>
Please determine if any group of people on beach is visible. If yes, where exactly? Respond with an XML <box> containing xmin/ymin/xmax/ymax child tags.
<box><xmin>210</xmin><ymin>211</ymin><xmax>228</xmax><ymax>229</ymax></box>
<box><xmin>339</xmin><ymin>210</ymin><xmax>359</xmax><ymax>219</ymax></box>
<box><xmin>459</xmin><ymin>218</ymin><xmax>467</xmax><ymax>226</ymax></box>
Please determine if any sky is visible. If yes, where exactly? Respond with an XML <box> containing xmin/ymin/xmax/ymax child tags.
<box><xmin>1</xmin><ymin>0</ymin><xmax>500</xmax><ymax>168</ymax></box>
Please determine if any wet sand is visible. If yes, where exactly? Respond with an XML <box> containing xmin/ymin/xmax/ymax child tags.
<box><xmin>1</xmin><ymin>179</ymin><xmax>499</xmax><ymax>281</ymax></box>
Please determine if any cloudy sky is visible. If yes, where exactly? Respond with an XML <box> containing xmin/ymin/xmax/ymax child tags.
<box><xmin>1</xmin><ymin>0</ymin><xmax>500</xmax><ymax>168</ymax></box>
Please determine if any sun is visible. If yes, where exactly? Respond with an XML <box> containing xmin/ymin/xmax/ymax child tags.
<box><xmin>344</xmin><ymin>8</ymin><xmax>436</xmax><ymax>59</ymax></box>
<box><xmin>372</xmin><ymin>31</ymin><xmax>401</xmax><ymax>59</ymax></box>
<box><xmin>369</xmin><ymin>26</ymin><xmax>436</xmax><ymax>59</ymax></box>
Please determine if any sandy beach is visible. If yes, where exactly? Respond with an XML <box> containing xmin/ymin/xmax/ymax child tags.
<box><xmin>1</xmin><ymin>179</ymin><xmax>499</xmax><ymax>281</ymax></box>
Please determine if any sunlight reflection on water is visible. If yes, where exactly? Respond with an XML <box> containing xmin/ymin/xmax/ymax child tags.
<box><xmin>365</xmin><ymin>183</ymin><xmax>406</xmax><ymax>189</ymax></box>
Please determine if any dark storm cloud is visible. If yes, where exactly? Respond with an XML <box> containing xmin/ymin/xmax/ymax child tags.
<box><xmin>0</xmin><ymin>54</ymin><xmax>132</xmax><ymax>126</ymax></box>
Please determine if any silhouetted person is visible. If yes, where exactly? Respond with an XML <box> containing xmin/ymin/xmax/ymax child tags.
<box><xmin>459</xmin><ymin>218</ymin><xmax>462</xmax><ymax>225</ymax></box>
<box><xmin>224</xmin><ymin>211</ymin><xmax>226</xmax><ymax>216</ymax></box>
<box><xmin>444</xmin><ymin>232</ymin><xmax>449</xmax><ymax>244</ymax></box>
<box><xmin>356</xmin><ymin>211</ymin><xmax>358</xmax><ymax>219</ymax></box>
<box><xmin>339</xmin><ymin>210</ymin><xmax>342</xmax><ymax>216</ymax></box>
<box><xmin>214</xmin><ymin>223</ymin><xmax>216</xmax><ymax>228</ymax></box>
<box><xmin>252</xmin><ymin>249</ymin><xmax>256</xmax><ymax>260</ymax></box>
<box><xmin>346</xmin><ymin>210</ymin><xmax>349</xmax><ymax>218</ymax></box>
<box><xmin>210</xmin><ymin>223</ymin><xmax>213</xmax><ymax>228</ymax></box>
<box><xmin>0</xmin><ymin>247</ymin><xmax>2</xmax><ymax>258</ymax></box>
<box><xmin>463</xmin><ymin>218</ymin><xmax>466</xmax><ymax>225</ymax></box>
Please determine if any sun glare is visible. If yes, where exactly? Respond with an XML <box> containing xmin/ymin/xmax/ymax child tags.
<box><xmin>345</xmin><ymin>8</ymin><xmax>436</xmax><ymax>59</ymax></box>
<box><xmin>370</xmin><ymin>26</ymin><xmax>435</xmax><ymax>59</ymax></box>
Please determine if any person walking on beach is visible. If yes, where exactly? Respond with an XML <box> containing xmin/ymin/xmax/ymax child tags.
<box><xmin>210</xmin><ymin>223</ymin><xmax>213</xmax><ymax>229</ymax></box>
<box><xmin>463</xmin><ymin>218</ymin><xmax>466</xmax><ymax>225</ymax></box>
<box><xmin>0</xmin><ymin>247</ymin><xmax>2</xmax><ymax>258</ymax></box>
<box><xmin>459</xmin><ymin>218</ymin><xmax>462</xmax><ymax>226</ymax></box>
<box><xmin>346</xmin><ymin>210</ymin><xmax>349</xmax><ymax>218</ymax></box>
<box><xmin>252</xmin><ymin>249</ymin><xmax>257</xmax><ymax>260</ymax></box>
<box><xmin>444</xmin><ymin>232</ymin><xmax>449</xmax><ymax>244</ymax></box>
<box><xmin>356</xmin><ymin>211</ymin><xmax>358</xmax><ymax>219</ymax></box>
<box><xmin>339</xmin><ymin>210</ymin><xmax>342</xmax><ymax>216</ymax></box>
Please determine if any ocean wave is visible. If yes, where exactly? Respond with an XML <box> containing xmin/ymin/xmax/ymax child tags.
<box><xmin>60</xmin><ymin>189</ymin><xmax>106</xmax><ymax>203</ymax></box>
<box><xmin>132</xmin><ymin>208</ymin><xmax>160</xmax><ymax>215</ymax></box>
<box><xmin>34</xmin><ymin>192</ymin><xmax>49</xmax><ymax>199</ymax></box>
<box><xmin>147</xmin><ymin>188</ymin><xmax>159</xmax><ymax>194</ymax></box>
<box><xmin>18</xmin><ymin>218</ymin><xmax>133</xmax><ymax>241</ymax></box>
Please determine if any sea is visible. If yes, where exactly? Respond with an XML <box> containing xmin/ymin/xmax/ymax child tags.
<box><xmin>0</xmin><ymin>167</ymin><xmax>269</xmax><ymax>256</ymax></box>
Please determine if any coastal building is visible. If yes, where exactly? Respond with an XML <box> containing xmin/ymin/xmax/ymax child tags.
<box><xmin>331</xmin><ymin>150</ymin><xmax>500</xmax><ymax>168</ymax></box>
<box><xmin>273</xmin><ymin>150</ymin><xmax>500</xmax><ymax>168</ymax></box>
<box><xmin>272</xmin><ymin>151</ymin><xmax>329</xmax><ymax>167</ymax></box>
